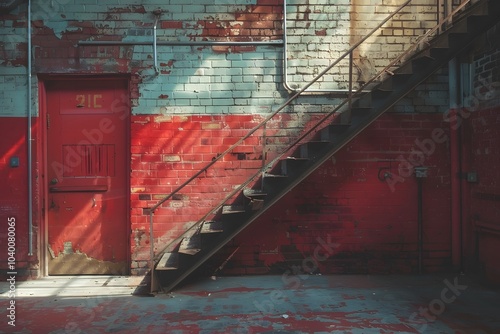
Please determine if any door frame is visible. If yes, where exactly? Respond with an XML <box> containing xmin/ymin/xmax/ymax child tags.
<box><xmin>38</xmin><ymin>74</ymin><xmax>131</xmax><ymax>276</ymax></box>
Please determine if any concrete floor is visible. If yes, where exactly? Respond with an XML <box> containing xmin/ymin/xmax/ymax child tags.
<box><xmin>1</xmin><ymin>274</ymin><xmax>499</xmax><ymax>333</ymax></box>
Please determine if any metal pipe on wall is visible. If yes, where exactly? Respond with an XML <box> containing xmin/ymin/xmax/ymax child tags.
<box><xmin>153</xmin><ymin>10</ymin><xmax>161</xmax><ymax>75</ymax></box>
<box><xmin>153</xmin><ymin>20</ymin><xmax>159</xmax><ymax>74</ymax></box>
<box><xmin>27</xmin><ymin>0</ymin><xmax>33</xmax><ymax>256</ymax></box>
<box><xmin>417</xmin><ymin>176</ymin><xmax>423</xmax><ymax>274</ymax></box>
<box><xmin>78</xmin><ymin>40</ymin><xmax>284</xmax><ymax>46</ymax></box>
<box><xmin>449</xmin><ymin>57</ymin><xmax>462</xmax><ymax>270</ymax></box>
<box><xmin>415</xmin><ymin>166</ymin><xmax>428</xmax><ymax>274</ymax></box>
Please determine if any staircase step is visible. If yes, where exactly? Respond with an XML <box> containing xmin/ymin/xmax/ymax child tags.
<box><xmin>447</xmin><ymin>32</ymin><xmax>470</xmax><ymax>48</ymax></box>
<box><xmin>352</xmin><ymin>92</ymin><xmax>372</xmax><ymax>108</ymax></box>
<box><xmin>296</xmin><ymin>140</ymin><xmax>330</xmax><ymax>160</ymax></box>
<box><xmin>469</xmin><ymin>0</ymin><xmax>490</xmax><ymax>16</ymax></box>
<box><xmin>320</xmin><ymin>123</ymin><xmax>349</xmax><ymax>142</ymax></box>
<box><xmin>249</xmin><ymin>198</ymin><xmax>264</xmax><ymax>211</ymax></box>
<box><xmin>178</xmin><ymin>235</ymin><xmax>201</xmax><ymax>255</ymax></box>
<box><xmin>411</xmin><ymin>55</ymin><xmax>435</xmax><ymax>71</ymax></box>
<box><xmin>263</xmin><ymin>172</ymin><xmax>288</xmax><ymax>178</ymax></box>
<box><xmin>371</xmin><ymin>88</ymin><xmax>392</xmax><ymax>101</ymax></box>
<box><xmin>319</xmin><ymin>124</ymin><xmax>350</xmax><ymax>141</ymax></box>
<box><xmin>278</xmin><ymin>158</ymin><xmax>300</xmax><ymax>176</ymax></box>
<box><xmin>376</xmin><ymin>79</ymin><xmax>393</xmax><ymax>92</ymax></box>
<box><xmin>466</xmin><ymin>15</ymin><xmax>492</xmax><ymax>34</ymax></box>
<box><xmin>351</xmin><ymin>107</ymin><xmax>372</xmax><ymax>120</ymax></box>
<box><xmin>156</xmin><ymin>252</ymin><xmax>179</xmax><ymax>270</ymax></box>
<box><xmin>395</xmin><ymin>59</ymin><xmax>414</xmax><ymax>75</ymax></box>
<box><xmin>222</xmin><ymin>205</ymin><xmax>245</xmax><ymax>214</ymax></box>
<box><xmin>429</xmin><ymin>46</ymin><xmax>449</xmax><ymax>59</ymax></box>
<box><xmin>200</xmin><ymin>220</ymin><xmax>224</xmax><ymax>234</ymax></box>
<box><xmin>448</xmin><ymin>16</ymin><xmax>470</xmax><ymax>34</ymax></box>
<box><xmin>243</xmin><ymin>189</ymin><xmax>267</xmax><ymax>198</ymax></box>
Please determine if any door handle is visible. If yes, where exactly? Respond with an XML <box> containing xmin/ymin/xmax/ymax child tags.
<box><xmin>92</xmin><ymin>197</ymin><xmax>96</xmax><ymax>208</ymax></box>
<box><xmin>50</xmin><ymin>178</ymin><xmax>58</xmax><ymax>185</ymax></box>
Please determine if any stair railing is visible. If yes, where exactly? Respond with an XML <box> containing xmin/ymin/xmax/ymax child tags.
<box><xmin>147</xmin><ymin>0</ymin><xmax>472</xmax><ymax>292</ymax></box>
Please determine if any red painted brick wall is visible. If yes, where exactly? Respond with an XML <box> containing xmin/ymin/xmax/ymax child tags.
<box><xmin>129</xmin><ymin>113</ymin><xmax>312</xmax><ymax>273</ymax></box>
<box><xmin>131</xmin><ymin>113</ymin><xmax>453</xmax><ymax>276</ymax></box>
<box><xmin>0</xmin><ymin>118</ymin><xmax>40</xmax><ymax>277</ymax></box>
<box><xmin>0</xmin><ymin>1</ymin><xmax>461</xmax><ymax>278</ymax></box>
<box><xmin>467</xmin><ymin>106</ymin><xmax>500</xmax><ymax>284</ymax></box>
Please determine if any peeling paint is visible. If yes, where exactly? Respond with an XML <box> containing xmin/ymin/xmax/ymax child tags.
<box><xmin>48</xmin><ymin>252</ymin><xmax>127</xmax><ymax>275</ymax></box>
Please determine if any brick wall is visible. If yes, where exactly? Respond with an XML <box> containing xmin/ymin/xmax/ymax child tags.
<box><xmin>1</xmin><ymin>0</ymin><xmax>449</xmax><ymax>117</ymax></box>
<box><xmin>464</xmin><ymin>23</ymin><xmax>500</xmax><ymax>284</ymax></box>
<box><xmin>0</xmin><ymin>118</ymin><xmax>39</xmax><ymax>278</ymax></box>
<box><xmin>0</xmin><ymin>0</ymin><xmax>455</xmax><ymax>276</ymax></box>
<box><xmin>467</xmin><ymin>106</ymin><xmax>500</xmax><ymax>284</ymax></box>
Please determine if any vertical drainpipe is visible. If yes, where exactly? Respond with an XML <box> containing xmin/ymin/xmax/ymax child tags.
<box><xmin>27</xmin><ymin>0</ymin><xmax>33</xmax><ymax>256</ymax></box>
<box><xmin>460</xmin><ymin>62</ymin><xmax>472</xmax><ymax>272</ymax></box>
<box><xmin>153</xmin><ymin>9</ymin><xmax>161</xmax><ymax>75</ymax></box>
<box><xmin>449</xmin><ymin>57</ymin><xmax>461</xmax><ymax>271</ymax></box>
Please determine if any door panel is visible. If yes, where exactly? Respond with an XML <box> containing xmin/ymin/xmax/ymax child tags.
<box><xmin>46</xmin><ymin>78</ymin><xmax>129</xmax><ymax>275</ymax></box>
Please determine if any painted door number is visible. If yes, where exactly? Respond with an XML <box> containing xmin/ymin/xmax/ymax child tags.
<box><xmin>76</xmin><ymin>94</ymin><xmax>103</xmax><ymax>108</ymax></box>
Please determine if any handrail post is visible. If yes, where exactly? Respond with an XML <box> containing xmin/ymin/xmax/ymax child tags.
<box><xmin>149</xmin><ymin>210</ymin><xmax>155</xmax><ymax>294</ymax></box>
<box><xmin>261</xmin><ymin>122</ymin><xmax>267</xmax><ymax>168</ymax></box>
<box><xmin>348</xmin><ymin>51</ymin><xmax>354</xmax><ymax>112</ymax></box>
<box><xmin>261</xmin><ymin>122</ymin><xmax>267</xmax><ymax>189</ymax></box>
<box><xmin>438</xmin><ymin>0</ymin><xmax>443</xmax><ymax>33</ymax></box>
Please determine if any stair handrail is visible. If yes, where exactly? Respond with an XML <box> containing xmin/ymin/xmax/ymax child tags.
<box><xmin>148</xmin><ymin>0</ymin><xmax>473</xmax><ymax>291</ymax></box>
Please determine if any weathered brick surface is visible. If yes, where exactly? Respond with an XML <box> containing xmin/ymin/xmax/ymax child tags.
<box><xmin>129</xmin><ymin>113</ymin><xmax>320</xmax><ymax>264</ymax></box>
<box><xmin>0</xmin><ymin>0</ymin><xmax>478</xmax><ymax>277</ymax></box>
<box><xmin>1</xmin><ymin>0</ymin><xmax>452</xmax><ymax>118</ymax></box>
<box><xmin>464</xmin><ymin>24</ymin><xmax>500</xmax><ymax>284</ymax></box>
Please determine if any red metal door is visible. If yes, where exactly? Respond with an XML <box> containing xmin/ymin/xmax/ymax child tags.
<box><xmin>45</xmin><ymin>78</ymin><xmax>129</xmax><ymax>275</ymax></box>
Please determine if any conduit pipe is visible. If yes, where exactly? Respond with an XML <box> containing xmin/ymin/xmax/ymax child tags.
<box><xmin>415</xmin><ymin>166</ymin><xmax>428</xmax><ymax>274</ymax></box>
<box><xmin>449</xmin><ymin>57</ymin><xmax>462</xmax><ymax>270</ymax></box>
<box><xmin>78</xmin><ymin>40</ymin><xmax>284</xmax><ymax>46</ymax></box>
<box><xmin>417</xmin><ymin>175</ymin><xmax>424</xmax><ymax>274</ymax></box>
<box><xmin>152</xmin><ymin>10</ymin><xmax>161</xmax><ymax>75</ymax></box>
<box><xmin>27</xmin><ymin>0</ymin><xmax>33</xmax><ymax>256</ymax></box>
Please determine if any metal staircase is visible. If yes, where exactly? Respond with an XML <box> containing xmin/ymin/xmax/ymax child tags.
<box><xmin>149</xmin><ymin>0</ymin><xmax>500</xmax><ymax>293</ymax></box>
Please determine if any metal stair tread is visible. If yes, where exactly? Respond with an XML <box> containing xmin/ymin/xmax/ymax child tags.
<box><xmin>156</xmin><ymin>252</ymin><xmax>179</xmax><ymax>271</ymax></box>
<box><xmin>222</xmin><ymin>205</ymin><xmax>245</xmax><ymax>214</ymax></box>
<box><xmin>286</xmin><ymin>156</ymin><xmax>309</xmax><ymax>161</ymax></box>
<box><xmin>178</xmin><ymin>236</ymin><xmax>201</xmax><ymax>255</ymax></box>
<box><xmin>263</xmin><ymin>172</ymin><xmax>288</xmax><ymax>178</ymax></box>
<box><xmin>200</xmin><ymin>220</ymin><xmax>224</xmax><ymax>234</ymax></box>
<box><xmin>243</xmin><ymin>189</ymin><xmax>268</xmax><ymax>197</ymax></box>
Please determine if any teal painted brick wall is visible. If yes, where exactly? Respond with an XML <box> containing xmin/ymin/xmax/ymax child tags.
<box><xmin>1</xmin><ymin>0</ymin><xmax>451</xmax><ymax>118</ymax></box>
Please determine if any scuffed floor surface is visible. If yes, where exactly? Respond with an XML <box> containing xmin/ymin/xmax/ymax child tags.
<box><xmin>1</xmin><ymin>274</ymin><xmax>499</xmax><ymax>333</ymax></box>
